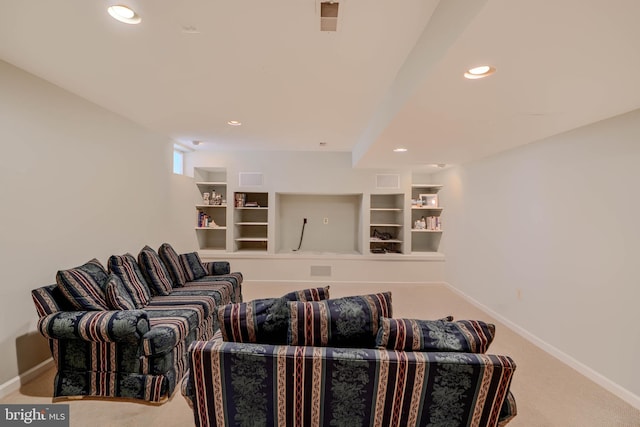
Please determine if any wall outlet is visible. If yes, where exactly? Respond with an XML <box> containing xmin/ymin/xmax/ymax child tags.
<box><xmin>323</xmin><ymin>217</ymin><xmax>329</xmax><ymax>224</ymax></box>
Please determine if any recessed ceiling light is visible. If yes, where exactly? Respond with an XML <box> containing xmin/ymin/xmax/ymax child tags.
<box><xmin>393</xmin><ymin>147</ymin><xmax>408</xmax><ymax>152</ymax></box>
<box><xmin>107</xmin><ymin>5</ymin><xmax>141</xmax><ymax>24</ymax></box>
<box><xmin>431</xmin><ymin>163</ymin><xmax>447</xmax><ymax>168</ymax></box>
<box><xmin>192</xmin><ymin>140</ymin><xmax>201</xmax><ymax>146</ymax></box>
<box><xmin>227</xmin><ymin>120</ymin><xmax>242</xmax><ymax>126</ymax></box>
<box><xmin>464</xmin><ymin>65</ymin><xmax>495</xmax><ymax>79</ymax></box>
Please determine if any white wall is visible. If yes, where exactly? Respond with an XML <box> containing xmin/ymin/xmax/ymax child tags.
<box><xmin>436</xmin><ymin>109</ymin><xmax>640</xmax><ymax>400</ymax></box>
<box><xmin>0</xmin><ymin>60</ymin><xmax>194</xmax><ymax>385</ymax></box>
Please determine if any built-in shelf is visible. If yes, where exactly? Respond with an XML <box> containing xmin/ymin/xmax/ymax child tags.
<box><xmin>411</xmin><ymin>183</ymin><xmax>443</xmax><ymax>252</ymax></box>
<box><xmin>370</xmin><ymin>193</ymin><xmax>404</xmax><ymax>254</ymax></box>
<box><xmin>194</xmin><ymin>168</ymin><xmax>228</xmax><ymax>251</ymax></box>
<box><xmin>234</xmin><ymin>192</ymin><xmax>269</xmax><ymax>252</ymax></box>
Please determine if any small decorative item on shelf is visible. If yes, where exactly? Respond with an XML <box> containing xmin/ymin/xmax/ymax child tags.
<box><xmin>235</xmin><ymin>193</ymin><xmax>246</xmax><ymax>207</ymax></box>
<box><xmin>419</xmin><ymin>194</ymin><xmax>438</xmax><ymax>207</ymax></box>
<box><xmin>414</xmin><ymin>217</ymin><xmax>426</xmax><ymax>230</ymax></box>
<box><xmin>202</xmin><ymin>192</ymin><xmax>210</xmax><ymax>204</ymax></box>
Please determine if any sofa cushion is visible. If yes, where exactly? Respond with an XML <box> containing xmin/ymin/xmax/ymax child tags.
<box><xmin>56</xmin><ymin>258</ymin><xmax>110</xmax><ymax>311</ymax></box>
<box><xmin>107</xmin><ymin>254</ymin><xmax>152</xmax><ymax>308</ymax></box>
<box><xmin>282</xmin><ymin>286</ymin><xmax>330</xmax><ymax>302</ymax></box>
<box><xmin>218</xmin><ymin>287</ymin><xmax>331</xmax><ymax>345</ymax></box>
<box><xmin>179</xmin><ymin>252</ymin><xmax>207</xmax><ymax>281</ymax></box>
<box><xmin>288</xmin><ymin>292</ymin><xmax>392</xmax><ymax>348</ymax></box>
<box><xmin>105</xmin><ymin>274</ymin><xmax>137</xmax><ymax>310</ymax></box>
<box><xmin>158</xmin><ymin>243</ymin><xmax>187</xmax><ymax>287</ymax></box>
<box><xmin>32</xmin><ymin>284</ymin><xmax>76</xmax><ymax>316</ymax></box>
<box><xmin>376</xmin><ymin>317</ymin><xmax>496</xmax><ymax>353</ymax></box>
<box><xmin>138</xmin><ymin>246</ymin><xmax>173</xmax><ymax>296</ymax></box>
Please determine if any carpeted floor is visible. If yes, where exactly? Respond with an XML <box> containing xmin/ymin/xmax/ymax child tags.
<box><xmin>3</xmin><ymin>282</ymin><xmax>639</xmax><ymax>426</ymax></box>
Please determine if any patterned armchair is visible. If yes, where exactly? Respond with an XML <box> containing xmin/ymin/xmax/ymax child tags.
<box><xmin>31</xmin><ymin>243</ymin><xmax>242</xmax><ymax>403</ymax></box>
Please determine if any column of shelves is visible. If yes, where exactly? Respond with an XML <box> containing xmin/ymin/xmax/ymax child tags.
<box><xmin>411</xmin><ymin>184</ymin><xmax>443</xmax><ymax>252</ymax></box>
<box><xmin>194</xmin><ymin>168</ymin><xmax>228</xmax><ymax>251</ymax></box>
<box><xmin>370</xmin><ymin>193</ymin><xmax>404</xmax><ymax>254</ymax></box>
<box><xmin>234</xmin><ymin>192</ymin><xmax>268</xmax><ymax>252</ymax></box>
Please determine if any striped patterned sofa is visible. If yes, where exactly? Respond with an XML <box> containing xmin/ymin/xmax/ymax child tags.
<box><xmin>182</xmin><ymin>291</ymin><xmax>517</xmax><ymax>426</ymax></box>
<box><xmin>184</xmin><ymin>334</ymin><xmax>516</xmax><ymax>427</ymax></box>
<box><xmin>31</xmin><ymin>244</ymin><xmax>242</xmax><ymax>404</ymax></box>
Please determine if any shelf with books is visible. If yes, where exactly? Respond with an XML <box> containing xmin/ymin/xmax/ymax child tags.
<box><xmin>410</xmin><ymin>184</ymin><xmax>443</xmax><ymax>252</ymax></box>
<box><xmin>194</xmin><ymin>168</ymin><xmax>228</xmax><ymax>250</ymax></box>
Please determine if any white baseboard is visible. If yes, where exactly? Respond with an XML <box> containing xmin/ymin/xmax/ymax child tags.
<box><xmin>444</xmin><ymin>283</ymin><xmax>640</xmax><ymax>410</ymax></box>
<box><xmin>0</xmin><ymin>358</ymin><xmax>53</xmax><ymax>400</ymax></box>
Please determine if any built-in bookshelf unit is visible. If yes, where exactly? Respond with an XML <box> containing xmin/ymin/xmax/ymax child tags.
<box><xmin>370</xmin><ymin>193</ymin><xmax>404</xmax><ymax>254</ymax></box>
<box><xmin>234</xmin><ymin>192</ymin><xmax>269</xmax><ymax>252</ymax></box>
<box><xmin>194</xmin><ymin>168</ymin><xmax>228</xmax><ymax>250</ymax></box>
<box><xmin>410</xmin><ymin>184</ymin><xmax>443</xmax><ymax>252</ymax></box>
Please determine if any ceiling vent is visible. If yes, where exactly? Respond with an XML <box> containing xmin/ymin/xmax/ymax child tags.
<box><xmin>320</xmin><ymin>2</ymin><xmax>339</xmax><ymax>32</ymax></box>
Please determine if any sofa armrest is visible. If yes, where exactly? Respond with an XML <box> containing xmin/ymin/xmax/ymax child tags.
<box><xmin>38</xmin><ymin>310</ymin><xmax>150</xmax><ymax>343</ymax></box>
<box><xmin>203</xmin><ymin>261</ymin><xmax>230</xmax><ymax>275</ymax></box>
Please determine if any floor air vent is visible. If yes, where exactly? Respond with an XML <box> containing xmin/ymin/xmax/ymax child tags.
<box><xmin>310</xmin><ymin>265</ymin><xmax>332</xmax><ymax>277</ymax></box>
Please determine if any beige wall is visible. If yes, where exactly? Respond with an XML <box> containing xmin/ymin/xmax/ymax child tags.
<box><xmin>0</xmin><ymin>60</ymin><xmax>194</xmax><ymax>386</ymax></box>
<box><xmin>436</xmin><ymin>109</ymin><xmax>640</xmax><ymax>401</ymax></box>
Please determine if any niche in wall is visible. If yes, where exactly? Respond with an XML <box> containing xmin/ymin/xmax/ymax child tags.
<box><xmin>276</xmin><ymin>193</ymin><xmax>362</xmax><ymax>254</ymax></box>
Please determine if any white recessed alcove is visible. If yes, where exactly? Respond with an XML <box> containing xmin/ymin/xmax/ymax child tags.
<box><xmin>276</xmin><ymin>193</ymin><xmax>363</xmax><ymax>254</ymax></box>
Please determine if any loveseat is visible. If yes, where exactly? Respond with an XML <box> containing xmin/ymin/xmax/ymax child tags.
<box><xmin>31</xmin><ymin>243</ymin><xmax>242</xmax><ymax>404</ymax></box>
<box><xmin>182</xmin><ymin>290</ymin><xmax>517</xmax><ymax>426</ymax></box>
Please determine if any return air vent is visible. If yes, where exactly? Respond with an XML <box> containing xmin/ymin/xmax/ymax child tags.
<box><xmin>239</xmin><ymin>172</ymin><xmax>264</xmax><ymax>187</ymax></box>
<box><xmin>320</xmin><ymin>2</ymin><xmax>339</xmax><ymax>32</ymax></box>
<box><xmin>310</xmin><ymin>265</ymin><xmax>332</xmax><ymax>277</ymax></box>
<box><xmin>376</xmin><ymin>174</ymin><xmax>400</xmax><ymax>189</ymax></box>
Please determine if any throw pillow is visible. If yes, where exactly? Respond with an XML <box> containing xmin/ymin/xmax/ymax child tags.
<box><xmin>376</xmin><ymin>317</ymin><xmax>496</xmax><ymax>353</ymax></box>
<box><xmin>56</xmin><ymin>258</ymin><xmax>110</xmax><ymax>311</ymax></box>
<box><xmin>282</xmin><ymin>286</ymin><xmax>330</xmax><ymax>302</ymax></box>
<box><xmin>137</xmin><ymin>246</ymin><xmax>173</xmax><ymax>296</ymax></box>
<box><xmin>179</xmin><ymin>252</ymin><xmax>207</xmax><ymax>281</ymax></box>
<box><xmin>217</xmin><ymin>287</ymin><xmax>332</xmax><ymax>344</ymax></box>
<box><xmin>158</xmin><ymin>243</ymin><xmax>187</xmax><ymax>287</ymax></box>
<box><xmin>107</xmin><ymin>253</ymin><xmax>152</xmax><ymax>308</ymax></box>
<box><xmin>105</xmin><ymin>274</ymin><xmax>137</xmax><ymax>310</ymax></box>
<box><xmin>288</xmin><ymin>292</ymin><xmax>393</xmax><ymax>348</ymax></box>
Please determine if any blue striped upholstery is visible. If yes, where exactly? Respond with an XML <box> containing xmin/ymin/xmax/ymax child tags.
<box><xmin>158</xmin><ymin>243</ymin><xmax>187</xmax><ymax>287</ymax></box>
<box><xmin>56</xmin><ymin>259</ymin><xmax>110</xmax><ymax>311</ymax></box>
<box><xmin>288</xmin><ymin>292</ymin><xmax>392</xmax><ymax>348</ymax></box>
<box><xmin>376</xmin><ymin>317</ymin><xmax>496</xmax><ymax>353</ymax></box>
<box><xmin>184</xmin><ymin>337</ymin><xmax>518</xmax><ymax>427</ymax></box>
<box><xmin>217</xmin><ymin>287</ymin><xmax>331</xmax><ymax>345</ymax></box>
<box><xmin>105</xmin><ymin>274</ymin><xmax>137</xmax><ymax>310</ymax></box>
<box><xmin>32</xmin><ymin>245</ymin><xmax>243</xmax><ymax>404</ymax></box>
<box><xmin>282</xmin><ymin>286</ymin><xmax>330</xmax><ymax>302</ymax></box>
<box><xmin>107</xmin><ymin>254</ymin><xmax>151</xmax><ymax>308</ymax></box>
<box><xmin>180</xmin><ymin>252</ymin><xmax>207</xmax><ymax>281</ymax></box>
<box><xmin>138</xmin><ymin>246</ymin><xmax>173</xmax><ymax>296</ymax></box>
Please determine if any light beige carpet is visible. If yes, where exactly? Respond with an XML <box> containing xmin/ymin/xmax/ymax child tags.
<box><xmin>3</xmin><ymin>282</ymin><xmax>639</xmax><ymax>426</ymax></box>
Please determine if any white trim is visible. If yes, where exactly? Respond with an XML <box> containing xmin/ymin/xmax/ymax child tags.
<box><xmin>0</xmin><ymin>358</ymin><xmax>53</xmax><ymax>400</ymax></box>
<box><xmin>444</xmin><ymin>283</ymin><xmax>640</xmax><ymax>410</ymax></box>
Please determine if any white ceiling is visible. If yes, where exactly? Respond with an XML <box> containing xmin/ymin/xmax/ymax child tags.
<box><xmin>1</xmin><ymin>0</ymin><xmax>639</xmax><ymax>170</ymax></box>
